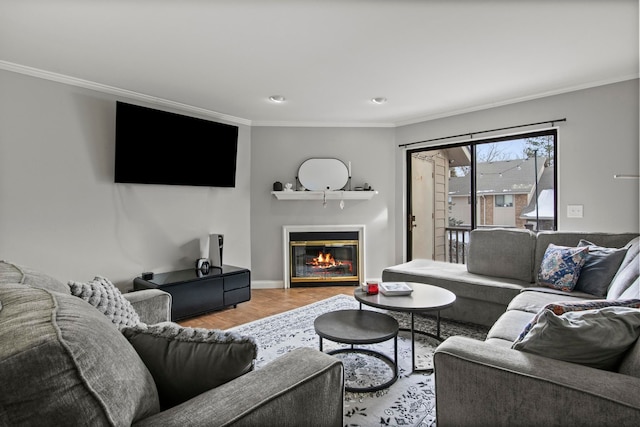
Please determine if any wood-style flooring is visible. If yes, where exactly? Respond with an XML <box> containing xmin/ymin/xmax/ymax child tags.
<box><xmin>178</xmin><ymin>286</ymin><xmax>356</xmax><ymax>330</ymax></box>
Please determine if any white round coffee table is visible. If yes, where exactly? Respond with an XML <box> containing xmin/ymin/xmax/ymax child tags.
<box><xmin>354</xmin><ymin>282</ymin><xmax>456</xmax><ymax>373</ymax></box>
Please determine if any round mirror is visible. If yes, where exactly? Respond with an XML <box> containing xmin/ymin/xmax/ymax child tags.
<box><xmin>298</xmin><ymin>158</ymin><xmax>349</xmax><ymax>191</ymax></box>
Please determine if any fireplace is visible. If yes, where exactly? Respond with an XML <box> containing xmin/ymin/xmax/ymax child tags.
<box><xmin>283</xmin><ymin>225</ymin><xmax>365</xmax><ymax>288</ymax></box>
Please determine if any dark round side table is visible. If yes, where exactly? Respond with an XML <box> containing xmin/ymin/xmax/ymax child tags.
<box><xmin>314</xmin><ymin>309</ymin><xmax>399</xmax><ymax>392</ymax></box>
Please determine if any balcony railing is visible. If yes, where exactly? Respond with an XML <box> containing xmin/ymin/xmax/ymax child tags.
<box><xmin>446</xmin><ymin>226</ymin><xmax>471</xmax><ymax>264</ymax></box>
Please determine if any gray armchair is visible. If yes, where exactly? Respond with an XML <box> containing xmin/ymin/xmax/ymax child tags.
<box><xmin>0</xmin><ymin>261</ymin><xmax>344</xmax><ymax>426</ymax></box>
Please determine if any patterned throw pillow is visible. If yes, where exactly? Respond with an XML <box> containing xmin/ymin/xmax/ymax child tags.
<box><xmin>537</xmin><ymin>244</ymin><xmax>589</xmax><ymax>291</ymax></box>
<box><xmin>514</xmin><ymin>299</ymin><xmax>640</xmax><ymax>344</ymax></box>
<box><xmin>122</xmin><ymin>322</ymin><xmax>257</xmax><ymax>408</ymax></box>
<box><xmin>68</xmin><ymin>276</ymin><xmax>140</xmax><ymax>329</ymax></box>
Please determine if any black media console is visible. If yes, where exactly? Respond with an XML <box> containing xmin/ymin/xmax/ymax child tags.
<box><xmin>133</xmin><ymin>265</ymin><xmax>251</xmax><ymax>321</ymax></box>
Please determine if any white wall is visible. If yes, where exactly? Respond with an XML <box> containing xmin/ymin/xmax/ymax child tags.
<box><xmin>0</xmin><ymin>70</ymin><xmax>252</xmax><ymax>290</ymax></box>
<box><xmin>250</xmin><ymin>127</ymin><xmax>396</xmax><ymax>286</ymax></box>
<box><xmin>394</xmin><ymin>79</ymin><xmax>639</xmax><ymax>263</ymax></box>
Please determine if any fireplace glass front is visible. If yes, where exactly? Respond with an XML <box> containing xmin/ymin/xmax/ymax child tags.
<box><xmin>289</xmin><ymin>231</ymin><xmax>359</xmax><ymax>287</ymax></box>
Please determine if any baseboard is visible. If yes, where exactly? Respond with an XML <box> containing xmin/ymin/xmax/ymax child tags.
<box><xmin>251</xmin><ymin>280</ymin><xmax>284</xmax><ymax>289</ymax></box>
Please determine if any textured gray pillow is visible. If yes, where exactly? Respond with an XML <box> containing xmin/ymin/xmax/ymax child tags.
<box><xmin>68</xmin><ymin>276</ymin><xmax>140</xmax><ymax>329</ymax></box>
<box><xmin>0</xmin><ymin>283</ymin><xmax>159</xmax><ymax>425</ymax></box>
<box><xmin>122</xmin><ymin>322</ymin><xmax>258</xmax><ymax>408</ymax></box>
<box><xmin>0</xmin><ymin>260</ymin><xmax>69</xmax><ymax>293</ymax></box>
<box><xmin>574</xmin><ymin>240</ymin><xmax>628</xmax><ymax>296</ymax></box>
<box><xmin>513</xmin><ymin>306</ymin><xmax>640</xmax><ymax>370</ymax></box>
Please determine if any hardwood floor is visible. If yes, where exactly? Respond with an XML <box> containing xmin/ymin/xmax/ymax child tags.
<box><xmin>178</xmin><ymin>286</ymin><xmax>356</xmax><ymax>330</ymax></box>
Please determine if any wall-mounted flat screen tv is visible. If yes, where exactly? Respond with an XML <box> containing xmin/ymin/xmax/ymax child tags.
<box><xmin>115</xmin><ymin>102</ymin><xmax>239</xmax><ymax>187</ymax></box>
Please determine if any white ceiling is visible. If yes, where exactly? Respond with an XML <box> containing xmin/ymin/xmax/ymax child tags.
<box><xmin>1</xmin><ymin>1</ymin><xmax>638</xmax><ymax>127</ymax></box>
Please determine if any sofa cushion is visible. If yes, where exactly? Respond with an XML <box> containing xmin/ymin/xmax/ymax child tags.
<box><xmin>507</xmin><ymin>288</ymin><xmax>595</xmax><ymax>314</ymax></box>
<box><xmin>486</xmin><ymin>309</ymin><xmax>537</xmax><ymax>343</ymax></box>
<box><xmin>383</xmin><ymin>259</ymin><xmax>527</xmax><ymax>305</ymax></box>
<box><xmin>0</xmin><ymin>260</ymin><xmax>69</xmax><ymax>293</ymax></box>
<box><xmin>122</xmin><ymin>322</ymin><xmax>258</xmax><ymax>408</ymax></box>
<box><xmin>512</xmin><ymin>305</ymin><xmax>640</xmax><ymax>370</ymax></box>
<box><xmin>467</xmin><ymin>228</ymin><xmax>536</xmax><ymax>282</ymax></box>
<box><xmin>574</xmin><ymin>240</ymin><xmax>627</xmax><ymax>297</ymax></box>
<box><xmin>0</xmin><ymin>284</ymin><xmax>159</xmax><ymax>425</ymax></box>
<box><xmin>68</xmin><ymin>276</ymin><xmax>140</xmax><ymax>329</ymax></box>
<box><xmin>537</xmin><ymin>244</ymin><xmax>589</xmax><ymax>291</ymax></box>
<box><xmin>607</xmin><ymin>237</ymin><xmax>640</xmax><ymax>299</ymax></box>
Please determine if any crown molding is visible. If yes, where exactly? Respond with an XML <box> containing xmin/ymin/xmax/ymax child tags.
<box><xmin>2</xmin><ymin>60</ymin><xmax>637</xmax><ymax>129</ymax></box>
<box><xmin>0</xmin><ymin>60</ymin><xmax>252</xmax><ymax>126</ymax></box>
<box><xmin>394</xmin><ymin>73</ymin><xmax>640</xmax><ymax>127</ymax></box>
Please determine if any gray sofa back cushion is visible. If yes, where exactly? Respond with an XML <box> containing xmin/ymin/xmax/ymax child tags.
<box><xmin>0</xmin><ymin>260</ymin><xmax>69</xmax><ymax>294</ymax></box>
<box><xmin>467</xmin><ymin>228</ymin><xmax>537</xmax><ymax>282</ymax></box>
<box><xmin>534</xmin><ymin>232</ymin><xmax>638</xmax><ymax>284</ymax></box>
<box><xmin>0</xmin><ymin>284</ymin><xmax>160</xmax><ymax>425</ymax></box>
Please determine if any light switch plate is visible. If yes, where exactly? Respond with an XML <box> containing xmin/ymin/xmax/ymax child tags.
<box><xmin>567</xmin><ymin>204</ymin><xmax>584</xmax><ymax>218</ymax></box>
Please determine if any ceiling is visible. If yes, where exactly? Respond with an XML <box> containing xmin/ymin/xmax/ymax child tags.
<box><xmin>1</xmin><ymin>1</ymin><xmax>638</xmax><ymax>127</ymax></box>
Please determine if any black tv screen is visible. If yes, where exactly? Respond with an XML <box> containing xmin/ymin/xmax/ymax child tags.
<box><xmin>115</xmin><ymin>102</ymin><xmax>239</xmax><ymax>187</ymax></box>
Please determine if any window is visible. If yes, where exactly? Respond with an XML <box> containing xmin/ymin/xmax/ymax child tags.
<box><xmin>495</xmin><ymin>194</ymin><xmax>514</xmax><ymax>207</ymax></box>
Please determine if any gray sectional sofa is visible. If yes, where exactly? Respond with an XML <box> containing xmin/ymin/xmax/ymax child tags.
<box><xmin>384</xmin><ymin>228</ymin><xmax>640</xmax><ymax>426</ymax></box>
<box><xmin>382</xmin><ymin>228</ymin><xmax>639</xmax><ymax>327</ymax></box>
<box><xmin>0</xmin><ymin>261</ymin><xmax>344</xmax><ymax>426</ymax></box>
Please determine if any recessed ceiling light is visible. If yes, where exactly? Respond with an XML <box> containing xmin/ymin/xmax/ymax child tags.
<box><xmin>371</xmin><ymin>97</ymin><xmax>387</xmax><ymax>104</ymax></box>
<box><xmin>269</xmin><ymin>95</ymin><xmax>286</xmax><ymax>103</ymax></box>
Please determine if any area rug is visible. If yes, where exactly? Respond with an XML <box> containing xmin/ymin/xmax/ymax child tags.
<box><xmin>230</xmin><ymin>294</ymin><xmax>488</xmax><ymax>427</ymax></box>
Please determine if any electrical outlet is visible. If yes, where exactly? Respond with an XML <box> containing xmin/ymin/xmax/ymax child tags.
<box><xmin>567</xmin><ymin>205</ymin><xmax>584</xmax><ymax>218</ymax></box>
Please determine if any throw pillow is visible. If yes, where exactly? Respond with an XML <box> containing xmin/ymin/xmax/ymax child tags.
<box><xmin>68</xmin><ymin>276</ymin><xmax>140</xmax><ymax>329</ymax></box>
<box><xmin>537</xmin><ymin>244</ymin><xmax>589</xmax><ymax>291</ymax></box>
<box><xmin>122</xmin><ymin>322</ymin><xmax>258</xmax><ymax>409</ymax></box>
<box><xmin>512</xmin><ymin>306</ymin><xmax>640</xmax><ymax>370</ymax></box>
<box><xmin>0</xmin><ymin>260</ymin><xmax>69</xmax><ymax>294</ymax></box>
<box><xmin>514</xmin><ymin>299</ymin><xmax>640</xmax><ymax>343</ymax></box>
<box><xmin>573</xmin><ymin>240</ymin><xmax>628</xmax><ymax>297</ymax></box>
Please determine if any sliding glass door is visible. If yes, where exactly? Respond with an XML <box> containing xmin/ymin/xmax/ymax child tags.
<box><xmin>407</xmin><ymin>129</ymin><xmax>557</xmax><ymax>263</ymax></box>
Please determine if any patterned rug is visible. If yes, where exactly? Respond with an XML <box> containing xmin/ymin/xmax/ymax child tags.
<box><xmin>230</xmin><ymin>294</ymin><xmax>488</xmax><ymax>427</ymax></box>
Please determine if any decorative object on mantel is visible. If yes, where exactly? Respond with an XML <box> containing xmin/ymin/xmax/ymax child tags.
<box><xmin>284</xmin><ymin>183</ymin><xmax>293</xmax><ymax>191</ymax></box>
<box><xmin>271</xmin><ymin>190</ymin><xmax>377</xmax><ymax>200</ymax></box>
<box><xmin>273</xmin><ymin>157</ymin><xmax>380</xmax><ymax>208</ymax></box>
<box><xmin>272</xmin><ymin>181</ymin><xmax>283</xmax><ymax>191</ymax></box>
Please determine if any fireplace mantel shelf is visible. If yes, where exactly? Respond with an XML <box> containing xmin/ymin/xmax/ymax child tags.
<box><xmin>271</xmin><ymin>190</ymin><xmax>378</xmax><ymax>201</ymax></box>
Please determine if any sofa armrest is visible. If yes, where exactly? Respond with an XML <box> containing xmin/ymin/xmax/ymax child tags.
<box><xmin>434</xmin><ymin>336</ymin><xmax>640</xmax><ymax>427</ymax></box>
<box><xmin>133</xmin><ymin>347</ymin><xmax>344</xmax><ymax>427</ymax></box>
<box><xmin>124</xmin><ymin>289</ymin><xmax>172</xmax><ymax>324</ymax></box>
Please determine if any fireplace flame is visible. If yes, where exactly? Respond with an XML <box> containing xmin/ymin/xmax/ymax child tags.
<box><xmin>311</xmin><ymin>252</ymin><xmax>339</xmax><ymax>267</ymax></box>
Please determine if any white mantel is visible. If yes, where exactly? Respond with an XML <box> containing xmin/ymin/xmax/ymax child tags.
<box><xmin>271</xmin><ymin>190</ymin><xmax>378</xmax><ymax>200</ymax></box>
<box><xmin>282</xmin><ymin>224</ymin><xmax>365</xmax><ymax>288</ymax></box>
